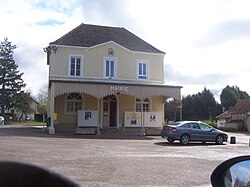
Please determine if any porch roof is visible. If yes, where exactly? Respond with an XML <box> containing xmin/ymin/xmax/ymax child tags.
<box><xmin>51</xmin><ymin>80</ymin><xmax>182</xmax><ymax>100</ymax></box>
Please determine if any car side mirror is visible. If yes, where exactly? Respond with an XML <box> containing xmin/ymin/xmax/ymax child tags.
<box><xmin>211</xmin><ymin>155</ymin><xmax>250</xmax><ymax>187</ymax></box>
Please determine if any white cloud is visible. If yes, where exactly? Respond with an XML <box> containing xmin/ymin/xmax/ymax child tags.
<box><xmin>0</xmin><ymin>0</ymin><xmax>85</xmax><ymax>95</ymax></box>
<box><xmin>0</xmin><ymin>0</ymin><xmax>250</xmax><ymax>99</ymax></box>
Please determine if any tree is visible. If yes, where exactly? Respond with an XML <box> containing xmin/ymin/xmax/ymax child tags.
<box><xmin>0</xmin><ymin>38</ymin><xmax>25</xmax><ymax>115</ymax></box>
<box><xmin>165</xmin><ymin>98</ymin><xmax>180</xmax><ymax>121</ymax></box>
<box><xmin>36</xmin><ymin>83</ymin><xmax>48</xmax><ymax>114</ymax></box>
<box><xmin>220</xmin><ymin>85</ymin><xmax>249</xmax><ymax>110</ymax></box>
<box><xmin>15</xmin><ymin>91</ymin><xmax>33</xmax><ymax>122</ymax></box>
<box><xmin>199</xmin><ymin>88</ymin><xmax>218</xmax><ymax>119</ymax></box>
<box><xmin>182</xmin><ymin>95</ymin><xmax>196</xmax><ymax>120</ymax></box>
<box><xmin>182</xmin><ymin>87</ymin><xmax>222</xmax><ymax>120</ymax></box>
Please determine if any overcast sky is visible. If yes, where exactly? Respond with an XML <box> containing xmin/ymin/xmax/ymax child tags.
<box><xmin>1</xmin><ymin>0</ymin><xmax>250</xmax><ymax>101</ymax></box>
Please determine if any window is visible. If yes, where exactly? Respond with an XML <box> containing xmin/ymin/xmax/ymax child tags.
<box><xmin>199</xmin><ymin>123</ymin><xmax>212</xmax><ymax>131</ymax></box>
<box><xmin>104</xmin><ymin>58</ymin><xmax>116</xmax><ymax>78</ymax></box>
<box><xmin>135</xmin><ymin>98</ymin><xmax>150</xmax><ymax>112</ymax></box>
<box><xmin>138</xmin><ymin>61</ymin><xmax>148</xmax><ymax>80</ymax></box>
<box><xmin>66</xmin><ymin>93</ymin><xmax>82</xmax><ymax>112</ymax></box>
<box><xmin>187</xmin><ymin>123</ymin><xmax>199</xmax><ymax>129</ymax></box>
<box><xmin>69</xmin><ymin>55</ymin><xmax>83</xmax><ymax>76</ymax></box>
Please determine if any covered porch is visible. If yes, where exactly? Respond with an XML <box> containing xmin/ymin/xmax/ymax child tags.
<box><xmin>48</xmin><ymin>81</ymin><xmax>182</xmax><ymax>135</ymax></box>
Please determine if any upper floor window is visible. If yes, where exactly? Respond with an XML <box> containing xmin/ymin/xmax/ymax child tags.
<box><xmin>104</xmin><ymin>57</ymin><xmax>117</xmax><ymax>78</ymax></box>
<box><xmin>69</xmin><ymin>55</ymin><xmax>83</xmax><ymax>76</ymax></box>
<box><xmin>137</xmin><ymin>60</ymin><xmax>149</xmax><ymax>80</ymax></box>
<box><xmin>66</xmin><ymin>93</ymin><xmax>82</xmax><ymax>112</ymax></box>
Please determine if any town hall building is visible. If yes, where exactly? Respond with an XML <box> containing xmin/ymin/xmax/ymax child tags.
<box><xmin>44</xmin><ymin>23</ymin><xmax>182</xmax><ymax>135</ymax></box>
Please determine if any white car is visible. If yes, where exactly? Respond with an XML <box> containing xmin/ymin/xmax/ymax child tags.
<box><xmin>0</xmin><ymin>116</ymin><xmax>4</xmax><ymax>125</ymax></box>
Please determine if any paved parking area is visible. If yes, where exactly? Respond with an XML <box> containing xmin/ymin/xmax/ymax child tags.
<box><xmin>0</xmin><ymin>124</ymin><xmax>249</xmax><ymax>186</ymax></box>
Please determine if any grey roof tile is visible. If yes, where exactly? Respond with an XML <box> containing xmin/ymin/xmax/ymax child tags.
<box><xmin>50</xmin><ymin>23</ymin><xmax>165</xmax><ymax>54</ymax></box>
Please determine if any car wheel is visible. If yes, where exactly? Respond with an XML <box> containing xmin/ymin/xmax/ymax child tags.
<box><xmin>180</xmin><ymin>134</ymin><xmax>190</xmax><ymax>145</ymax></box>
<box><xmin>216</xmin><ymin>135</ymin><xmax>224</xmax><ymax>145</ymax></box>
<box><xmin>167</xmin><ymin>138</ymin><xmax>175</xmax><ymax>143</ymax></box>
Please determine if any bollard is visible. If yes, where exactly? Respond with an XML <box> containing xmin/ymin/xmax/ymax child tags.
<box><xmin>230</xmin><ymin>136</ymin><xmax>236</xmax><ymax>144</ymax></box>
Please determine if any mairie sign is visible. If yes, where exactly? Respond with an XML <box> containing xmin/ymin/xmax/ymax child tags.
<box><xmin>110</xmin><ymin>86</ymin><xmax>129</xmax><ymax>92</ymax></box>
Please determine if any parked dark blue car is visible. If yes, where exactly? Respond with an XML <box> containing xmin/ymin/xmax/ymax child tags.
<box><xmin>161</xmin><ymin>121</ymin><xmax>228</xmax><ymax>145</ymax></box>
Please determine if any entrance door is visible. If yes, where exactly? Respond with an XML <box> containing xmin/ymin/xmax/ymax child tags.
<box><xmin>103</xmin><ymin>95</ymin><xmax>117</xmax><ymax>128</ymax></box>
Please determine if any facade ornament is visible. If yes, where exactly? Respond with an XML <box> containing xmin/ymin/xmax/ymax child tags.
<box><xmin>108</xmin><ymin>48</ymin><xmax>114</xmax><ymax>56</ymax></box>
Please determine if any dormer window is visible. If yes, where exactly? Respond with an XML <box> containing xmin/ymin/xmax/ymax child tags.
<box><xmin>69</xmin><ymin>55</ymin><xmax>83</xmax><ymax>76</ymax></box>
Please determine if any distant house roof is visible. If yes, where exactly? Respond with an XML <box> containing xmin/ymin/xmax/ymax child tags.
<box><xmin>30</xmin><ymin>96</ymin><xmax>38</xmax><ymax>104</ymax></box>
<box><xmin>216</xmin><ymin>110</ymin><xmax>232</xmax><ymax>119</ymax></box>
<box><xmin>216</xmin><ymin>98</ymin><xmax>250</xmax><ymax>119</ymax></box>
<box><xmin>50</xmin><ymin>23</ymin><xmax>165</xmax><ymax>54</ymax></box>
<box><xmin>229</xmin><ymin>98</ymin><xmax>250</xmax><ymax>114</ymax></box>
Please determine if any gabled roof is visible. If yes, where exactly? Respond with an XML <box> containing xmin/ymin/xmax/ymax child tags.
<box><xmin>216</xmin><ymin>98</ymin><xmax>250</xmax><ymax>119</ymax></box>
<box><xmin>50</xmin><ymin>23</ymin><xmax>165</xmax><ymax>54</ymax></box>
<box><xmin>30</xmin><ymin>96</ymin><xmax>38</xmax><ymax>104</ymax></box>
<box><xmin>216</xmin><ymin>110</ymin><xmax>232</xmax><ymax>119</ymax></box>
<box><xmin>229</xmin><ymin>98</ymin><xmax>250</xmax><ymax>114</ymax></box>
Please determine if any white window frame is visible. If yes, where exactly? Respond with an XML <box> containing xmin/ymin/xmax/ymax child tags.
<box><xmin>137</xmin><ymin>60</ymin><xmax>149</xmax><ymax>80</ymax></box>
<box><xmin>103</xmin><ymin>57</ymin><xmax>117</xmax><ymax>78</ymax></box>
<box><xmin>68</xmin><ymin>55</ymin><xmax>84</xmax><ymax>77</ymax></box>
<box><xmin>65</xmin><ymin>93</ymin><xmax>84</xmax><ymax>114</ymax></box>
<box><xmin>135</xmin><ymin>98</ymin><xmax>151</xmax><ymax>112</ymax></box>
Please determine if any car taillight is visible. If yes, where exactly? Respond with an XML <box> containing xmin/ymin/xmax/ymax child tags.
<box><xmin>171</xmin><ymin>127</ymin><xmax>178</xmax><ymax>132</ymax></box>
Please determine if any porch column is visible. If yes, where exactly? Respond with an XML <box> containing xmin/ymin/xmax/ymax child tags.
<box><xmin>140</xmin><ymin>87</ymin><xmax>144</xmax><ymax>135</ymax></box>
<box><xmin>49</xmin><ymin>82</ymin><xmax>55</xmax><ymax>134</ymax></box>
<box><xmin>116</xmin><ymin>94</ymin><xmax>119</xmax><ymax>129</ymax></box>
<box><xmin>97</xmin><ymin>98</ymin><xmax>100</xmax><ymax>135</ymax></box>
<box><xmin>141</xmin><ymin>99</ymin><xmax>144</xmax><ymax>135</ymax></box>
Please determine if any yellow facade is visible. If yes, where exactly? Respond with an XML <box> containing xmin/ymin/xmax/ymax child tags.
<box><xmin>49</xmin><ymin>42</ymin><xmax>164</xmax><ymax>83</ymax></box>
<box><xmin>53</xmin><ymin>93</ymin><xmax>164</xmax><ymax>132</ymax></box>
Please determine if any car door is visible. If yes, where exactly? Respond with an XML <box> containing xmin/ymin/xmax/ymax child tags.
<box><xmin>187</xmin><ymin>122</ymin><xmax>202</xmax><ymax>141</ymax></box>
<box><xmin>198</xmin><ymin>123</ymin><xmax>216</xmax><ymax>141</ymax></box>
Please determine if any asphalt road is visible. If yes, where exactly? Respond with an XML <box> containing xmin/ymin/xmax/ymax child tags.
<box><xmin>0</xmin><ymin>124</ymin><xmax>249</xmax><ymax>187</ymax></box>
